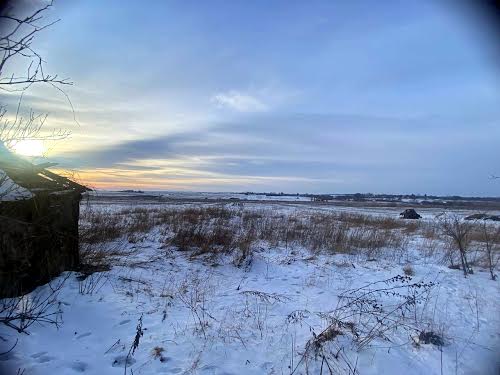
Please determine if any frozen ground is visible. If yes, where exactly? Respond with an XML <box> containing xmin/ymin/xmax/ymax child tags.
<box><xmin>1</xmin><ymin>198</ymin><xmax>499</xmax><ymax>375</ymax></box>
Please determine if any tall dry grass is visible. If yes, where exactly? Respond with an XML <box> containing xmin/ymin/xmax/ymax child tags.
<box><xmin>79</xmin><ymin>205</ymin><xmax>500</xmax><ymax>272</ymax></box>
<box><xmin>157</xmin><ymin>207</ymin><xmax>417</xmax><ymax>261</ymax></box>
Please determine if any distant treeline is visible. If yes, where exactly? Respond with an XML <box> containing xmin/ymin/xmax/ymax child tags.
<box><xmin>242</xmin><ymin>192</ymin><xmax>500</xmax><ymax>202</ymax></box>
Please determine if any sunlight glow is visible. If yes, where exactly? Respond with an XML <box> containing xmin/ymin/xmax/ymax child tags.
<box><xmin>12</xmin><ymin>139</ymin><xmax>45</xmax><ymax>157</ymax></box>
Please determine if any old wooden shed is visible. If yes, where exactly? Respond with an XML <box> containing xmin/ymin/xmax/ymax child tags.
<box><xmin>0</xmin><ymin>143</ymin><xmax>89</xmax><ymax>297</ymax></box>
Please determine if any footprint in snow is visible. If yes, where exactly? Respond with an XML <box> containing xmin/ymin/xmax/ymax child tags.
<box><xmin>31</xmin><ymin>351</ymin><xmax>48</xmax><ymax>359</ymax></box>
<box><xmin>76</xmin><ymin>332</ymin><xmax>92</xmax><ymax>339</ymax></box>
<box><xmin>260</xmin><ymin>362</ymin><xmax>274</xmax><ymax>372</ymax></box>
<box><xmin>118</xmin><ymin>319</ymin><xmax>131</xmax><ymax>325</ymax></box>
<box><xmin>200</xmin><ymin>364</ymin><xmax>217</xmax><ymax>373</ymax></box>
<box><xmin>112</xmin><ymin>355</ymin><xmax>136</xmax><ymax>367</ymax></box>
<box><xmin>70</xmin><ymin>361</ymin><xmax>88</xmax><ymax>372</ymax></box>
<box><xmin>37</xmin><ymin>355</ymin><xmax>55</xmax><ymax>363</ymax></box>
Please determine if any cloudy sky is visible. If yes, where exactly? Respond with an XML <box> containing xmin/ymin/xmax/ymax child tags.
<box><xmin>3</xmin><ymin>0</ymin><xmax>500</xmax><ymax>195</ymax></box>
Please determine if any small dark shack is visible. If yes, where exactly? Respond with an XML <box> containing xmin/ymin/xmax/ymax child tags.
<box><xmin>0</xmin><ymin>144</ymin><xmax>89</xmax><ymax>297</ymax></box>
<box><xmin>400</xmin><ymin>209</ymin><xmax>422</xmax><ymax>219</ymax></box>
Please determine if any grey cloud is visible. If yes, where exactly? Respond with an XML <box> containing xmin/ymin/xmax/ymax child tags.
<box><xmin>55</xmin><ymin>111</ymin><xmax>498</xmax><ymax>171</ymax></box>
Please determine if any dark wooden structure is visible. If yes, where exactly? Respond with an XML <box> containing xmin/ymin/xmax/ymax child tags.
<box><xmin>0</xmin><ymin>144</ymin><xmax>89</xmax><ymax>297</ymax></box>
<box><xmin>400</xmin><ymin>208</ymin><xmax>422</xmax><ymax>220</ymax></box>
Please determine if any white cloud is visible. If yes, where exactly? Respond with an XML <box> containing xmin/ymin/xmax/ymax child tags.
<box><xmin>212</xmin><ymin>90</ymin><xmax>268</xmax><ymax>112</ymax></box>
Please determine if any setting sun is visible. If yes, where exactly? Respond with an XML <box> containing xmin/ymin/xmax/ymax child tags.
<box><xmin>12</xmin><ymin>139</ymin><xmax>45</xmax><ymax>157</ymax></box>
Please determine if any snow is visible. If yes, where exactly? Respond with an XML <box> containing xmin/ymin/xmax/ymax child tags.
<box><xmin>0</xmin><ymin>169</ymin><xmax>33</xmax><ymax>201</ymax></box>
<box><xmin>1</xmin><ymin>200</ymin><xmax>499</xmax><ymax>375</ymax></box>
<box><xmin>91</xmin><ymin>190</ymin><xmax>312</xmax><ymax>202</ymax></box>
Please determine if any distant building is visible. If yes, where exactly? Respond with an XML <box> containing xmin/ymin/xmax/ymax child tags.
<box><xmin>399</xmin><ymin>209</ymin><xmax>422</xmax><ymax>219</ymax></box>
<box><xmin>0</xmin><ymin>143</ymin><xmax>89</xmax><ymax>297</ymax></box>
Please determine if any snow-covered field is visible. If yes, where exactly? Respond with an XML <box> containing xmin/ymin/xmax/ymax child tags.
<box><xmin>90</xmin><ymin>190</ymin><xmax>313</xmax><ymax>202</ymax></box>
<box><xmin>1</xmin><ymin>198</ymin><xmax>499</xmax><ymax>375</ymax></box>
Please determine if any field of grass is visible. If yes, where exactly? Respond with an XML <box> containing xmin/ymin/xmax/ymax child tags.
<box><xmin>1</xmin><ymin>198</ymin><xmax>499</xmax><ymax>375</ymax></box>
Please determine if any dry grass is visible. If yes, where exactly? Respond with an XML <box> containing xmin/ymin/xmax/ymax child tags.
<box><xmin>78</xmin><ymin>205</ymin><xmax>500</xmax><ymax>272</ymax></box>
<box><xmin>151</xmin><ymin>346</ymin><xmax>166</xmax><ymax>362</ymax></box>
<box><xmin>157</xmin><ymin>207</ymin><xmax>416</xmax><ymax>261</ymax></box>
<box><xmin>79</xmin><ymin>208</ymin><xmax>124</xmax><ymax>245</ymax></box>
<box><xmin>77</xmin><ymin>206</ymin><xmax>427</xmax><ymax>262</ymax></box>
<box><xmin>78</xmin><ymin>207</ymin><xmax>149</xmax><ymax>272</ymax></box>
<box><xmin>469</xmin><ymin>225</ymin><xmax>500</xmax><ymax>245</ymax></box>
<box><xmin>81</xmin><ymin>205</ymin><xmax>416</xmax><ymax>263</ymax></box>
<box><xmin>403</xmin><ymin>264</ymin><xmax>415</xmax><ymax>276</ymax></box>
<box><xmin>80</xmin><ymin>206</ymin><xmax>158</xmax><ymax>246</ymax></box>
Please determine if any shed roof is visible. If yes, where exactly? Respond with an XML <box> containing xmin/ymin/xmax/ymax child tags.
<box><xmin>0</xmin><ymin>142</ymin><xmax>89</xmax><ymax>197</ymax></box>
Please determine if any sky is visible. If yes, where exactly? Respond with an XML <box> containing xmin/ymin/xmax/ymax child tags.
<box><xmin>1</xmin><ymin>0</ymin><xmax>500</xmax><ymax>195</ymax></box>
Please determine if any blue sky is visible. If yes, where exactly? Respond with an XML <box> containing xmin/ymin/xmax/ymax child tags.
<box><xmin>3</xmin><ymin>0</ymin><xmax>500</xmax><ymax>195</ymax></box>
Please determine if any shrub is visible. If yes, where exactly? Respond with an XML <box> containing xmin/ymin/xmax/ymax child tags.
<box><xmin>403</xmin><ymin>264</ymin><xmax>415</xmax><ymax>276</ymax></box>
<box><xmin>439</xmin><ymin>214</ymin><xmax>473</xmax><ymax>277</ymax></box>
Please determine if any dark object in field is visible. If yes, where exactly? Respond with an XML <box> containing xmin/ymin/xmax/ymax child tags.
<box><xmin>400</xmin><ymin>209</ymin><xmax>422</xmax><ymax>219</ymax></box>
<box><xmin>0</xmin><ymin>143</ymin><xmax>90</xmax><ymax>297</ymax></box>
<box><xmin>464</xmin><ymin>213</ymin><xmax>500</xmax><ymax>221</ymax></box>
<box><xmin>419</xmin><ymin>331</ymin><xmax>444</xmax><ymax>346</ymax></box>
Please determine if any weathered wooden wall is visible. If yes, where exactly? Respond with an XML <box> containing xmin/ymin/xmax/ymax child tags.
<box><xmin>0</xmin><ymin>191</ymin><xmax>81</xmax><ymax>297</ymax></box>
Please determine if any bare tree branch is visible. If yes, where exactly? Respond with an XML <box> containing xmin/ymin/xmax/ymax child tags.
<box><xmin>0</xmin><ymin>1</ymin><xmax>74</xmax><ymax>198</ymax></box>
<box><xmin>0</xmin><ymin>94</ymin><xmax>70</xmax><ymax>149</ymax></box>
<box><xmin>0</xmin><ymin>1</ymin><xmax>72</xmax><ymax>92</ymax></box>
